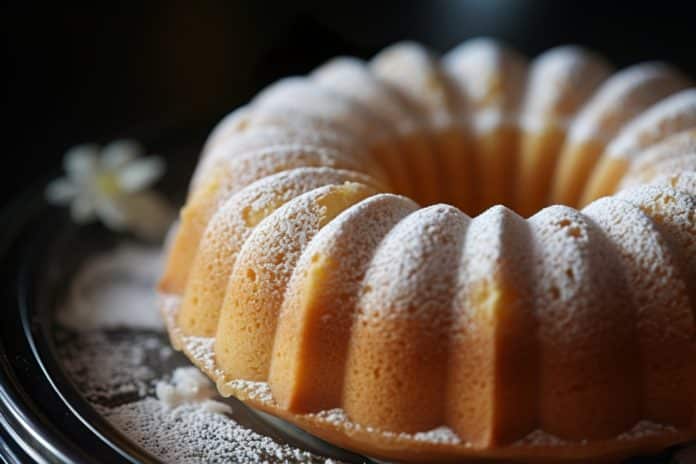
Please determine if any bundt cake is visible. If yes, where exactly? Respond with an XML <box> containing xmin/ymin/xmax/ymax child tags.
<box><xmin>159</xmin><ymin>38</ymin><xmax>696</xmax><ymax>463</ymax></box>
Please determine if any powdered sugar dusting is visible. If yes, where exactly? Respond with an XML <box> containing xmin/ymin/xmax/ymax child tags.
<box><xmin>179</xmin><ymin>167</ymin><xmax>380</xmax><ymax>337</ymax></box>
<box><xmin>460</xmin><ymin>204</ymin><xmax>529</xmax><ymax>289</ymax></box>
<box><xmin>162</xmin><ymin>293</ymin><xmax>223</xmax><ymax>378</ymax></box>
<box><xmin>167</xmin><ymin>297</ymin><xmax>473</xmax><ymax>448</ymax></box>
<box><xmin>182</xmin><ymin>335</ymin><xmax>220</xmax><ymax>376</ymax></box>
<box><xmin>371</xmin><ymin>41</ymin><xmax>460</xmax><ymax>130</ymax></box>
<box><xmin>253</xmin><ymin>77</ymin><xmax>385</xmax><ymax>145</ymax></box>
<box><xmin>225</xmin><ymin>379</ymin><xmax>275</xmax><ymax>403</ymax></box>
<box><xmin>282</xmin><ymin>194</ymin><xmax>419</xmax><ymax>317</ymax></box>
<box><xmin>58</xmin><ymin>331</ymin><xmax>162</xmax><ymax>404</ymax></box>
<box><xmin>569</xmin><ymin>62</ymin><xmax>689</xmax><ymax>142</ymax></box>
<box><xmin>616</xmin><ymin>184</ymin><xmax>696</xmax><ymax>297</ymax></box>
<box><xmin>514</xmin><ymin>429</ymin><xmax>570</xmax><ymax>447</ymax></box>
<box><xmin>201</xmin><ymin>105</ymin><xmax>355</xmax><ymax>158</ymax></box>
<box><xmin>212</xmin><ymin>145</ymin><xmax>370</xmax><ymax>196</ymax></box>
<box><xmin>583</xmin><ymin>196</ymin><xmax>690</xmax><ymax>311</ymax></box>
<box><xmin>312</xmin><ymin>56</ymin><xmax>422</xmax><ymax>136</ymax></box>
<box><xmin>607</xmin><ymin>88</ymin><xmax>696</xmax><ymax>159</ymax></box>
<box><xmin>411</xmin><ymin>427</ymin><xmax>462</xmax><ymax>445</ymax></box>
<box><xmin>617</xmin><ymin>421</ymin><xmax>679</xmax><ymax>441</ymax></box>
<box><xmin>445</xmin><ymin>38</ymin><xmax>510</xmax><ymax>103</ymax></box>
<box><xmin>625</xmin><ymin>154</ymin><xmax>696</xmax><ymax>187</ymax></box>
<box><xmin>309</xmin><ymin>408</ymin><xmax>463</xmax><ymax>445</ymax></box>
<box><xmin>191</xmin><ymin>104</ymin><xmax>392</xmax><ymax>190</ymax></box>
<box><xmin>357</xmin><ymin>204</ymin><xmax>469</xmax><ymax>323</ymax></box>
<box><xmin>57</xmin><ymin>243</ymin><xmax>164</xmax><ymax>331</ymax></box>
<box><xmin>647</xmin><ymin>171</ymin><xmax>696</xmax><ymax>195</ymax></box>
<box><xmin>213</xmin><ymin>183</ymin><xmax>376</xmax><ymax>380</ymax></box>
<box><xmin>268</xmin><ymin>193</ymin><xmax>420</xmax><ymax>404</ymax></box>
<box><xmin>102</xmin><ymin>397</ymin><xmax>341</xmax><ymax>463</ymax></box>
<box><xmin>235</xmin><ymin>184</ymin><xmax>360</xmax><ymax>307</ymax></box>
<box><xmin>527</xmin><ymin>198</ymin><xmax>639</xmax><ymax>413</ymax></box>
<box><xmin>583</xmin><ymin>196</ymin><xmax>694</xmax><ymax>411</ymax></box>
<box><xmin>520</xmin><ymin>46</ymin><xmax>611</xmax><ymax>132</ymax></box>
<box><xmin>193</xmin><ymin>125</ymin><xmax>370</xmax><ymax>190</ymax></box>
<box><xmin>619</xmin><ymin>130</ymin><xmax>696</xmax><ymax>187</ymax></box>
<box><xmin>155</xmin><ymin>366</ymin><xmax>232</xmax><ymax>414</ymax></box>
<box><xmin>444</xmin><ymin>37</ymin><xmax>527</xmax><ymax>133</ymax></box>
<box><xmin>515</xmin><ymin>422</ymin><xmax>683</xmax><ymax>447</ymax></box>
<box><xmin>470</xmin><ymin>108</ymin><xmax>519</xmax><ymax>134</ymax></box>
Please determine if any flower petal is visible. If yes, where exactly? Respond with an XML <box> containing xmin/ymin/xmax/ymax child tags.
<box><xmin>70</xmin><ymin>194</ymin><xmax>96</xmax><ymax>224</ymax></box>
<box><xmin>116</xmin><ymin>156</ymin><xmax>165</xmax><ymax>192</ymax></box>
<box><xmin>45</xmin><ymin>178</ymin><xmax>78</xmax><ymax>204</ymax></box>
<box><xmin>101</xmin><ymin>139</ymin><xmax>142</xmax><ymax>170</ymax></box>
<box><xmin>95</xmin><ymin>196</ymin><xmax>130</xmax><ymax>230</ymax></box>
<box><xmin>64</xmin><ymin>144</ymin><xmax>99</xmax><ymax>180</ymax></box>
<box><xmin>116</xmin><ymin>191</ymin><xmax>175</xmax><ymax>240</ymax></box>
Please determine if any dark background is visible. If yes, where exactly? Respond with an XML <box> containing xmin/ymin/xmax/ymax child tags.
<box><xmin>5</xmin><ymin>1</ymin><xmax>696</xmax><ymax>209</ymax></box>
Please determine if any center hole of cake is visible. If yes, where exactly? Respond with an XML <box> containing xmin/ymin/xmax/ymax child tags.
<box><xmin>403</xmin><ymin>151</ymin><xmax>563</xmax><ymax>217</ymax></box>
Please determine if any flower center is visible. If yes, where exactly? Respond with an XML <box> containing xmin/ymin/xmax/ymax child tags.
<box><xmin>95</xmin><ymin>172</ymin><xmax>122</xmax><ymax>196</ymax></box>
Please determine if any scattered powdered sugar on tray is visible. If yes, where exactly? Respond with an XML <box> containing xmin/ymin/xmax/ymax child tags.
<box><xmin>102</xmin><ymin>398</ymin><xmax>341</xmax><ymax>464</ymax></box>
<box><xmin>226</xmin><ymin>379</ymin><xmax>275</xmax><ymax>404</ymax></box>
<box><xmin>616</xmin><ymin>421</ymin><xmax>679</xmax><ymax>441</ymax></box>
<box><xmin>57</xmin><ymin>330</ymin><xmax>164</xmax><ymax>405</ymax></box>
<box><xmin>308</xmin><ymin>409</ymin><xmax>463</xmax><ymax>446</ymax></box>
<box><xmin>57</xmin><ymin>330</ymin><xmax>342</xmax><ymax>463</ymax></box>
<box><xmin>411</xmin><ymin>427</ymin><xmax>462</xmax><ymax>445</ymax></box>
<box><xmin>57</xmin><ymin>243</ymin><xmax>165</xmax><ymax>331</ymax></box>
<box><xmin>54</xmin><ymin>242</ymin><xmax>345</xmax><ymax>463</ymax></box>
<box><xmin>155</xmin><ymin>366</ymin><xmax>232</xmax><ymax>415</ymax></box>
<box><xmin>513</xmin><ymin>429</ymin><xmax>571</xmax><ymax>447</ymax></box>
<box><xmin>181</xmin><ymin>335</ymin><xmax>221</xmax><ymax>377</ymax></box>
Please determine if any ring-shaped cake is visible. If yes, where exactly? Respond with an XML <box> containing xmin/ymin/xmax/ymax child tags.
<box><xmin>159</xmin><ymin>39</ymin><xmax>696</xmax><ymax>463</ymax></box>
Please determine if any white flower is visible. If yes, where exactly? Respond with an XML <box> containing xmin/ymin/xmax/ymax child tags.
<box><xmin>46</xmin><ymin>139</ymin><xmax>175</xmax><ymax>240</ymax></box>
